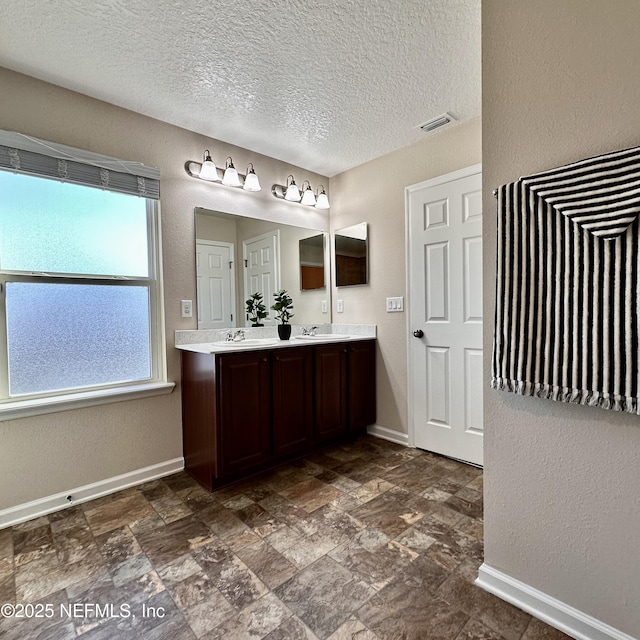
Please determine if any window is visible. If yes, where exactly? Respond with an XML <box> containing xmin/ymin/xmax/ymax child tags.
<box><xmin>0</xmin><ymin>132</ymin><xmax>169</xmax><ymax>415</ymax></box>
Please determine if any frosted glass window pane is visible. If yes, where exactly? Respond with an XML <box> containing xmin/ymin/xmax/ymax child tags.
<box><xmin>0</xmin><ymin>171</ymin><xmax>149</xmax><ymax>276</ymax></box>
<box><xmin>6</xmin><ymin>282</ymin><xmax>151</xmax><ymax>396</ymax></box>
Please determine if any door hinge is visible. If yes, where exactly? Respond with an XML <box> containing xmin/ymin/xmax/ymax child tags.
<box><xmin>229</xmin><ymin>261</ymin><xmax>233</xmax><ymax>269</ymax></box>
<box><xmin>230</xmin><ymin>313</ymin><xmax>233</xmax><ymax>321</ymax></box>
<box><xmin>244</xmin><ymin>259</ymin><xmax>248</xmax><ymax>267</ymax></box>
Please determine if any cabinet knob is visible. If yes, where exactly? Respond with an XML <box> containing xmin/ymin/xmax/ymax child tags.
<box><xmin>343</xmin><ymin>348</ymin><xmax>348</xmax><ymax>353</ymax></box>
<box><xmin>262</xmin><ymin>357</ymin><xmax>268</xmax><ymax>362</ymax></box>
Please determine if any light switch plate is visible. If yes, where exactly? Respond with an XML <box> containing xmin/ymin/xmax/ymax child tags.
<box><xmin>337</xmin><ymin>299</ymin><xmax>344</xmax><ymax>313</ymax></box>
<box><xmin>386</xmin><ymin>297</ymin><xmax>404</xmax><ymax>312</ymax></box>
<box><xmin>322</xmin><ymin>300</ymin><xmax>328</xmax><ymax>313</ymax></box>
<box><xmin>181</xmin><ymin>299</ymin><xmax>193</xmax><ymax>318</ymax></box>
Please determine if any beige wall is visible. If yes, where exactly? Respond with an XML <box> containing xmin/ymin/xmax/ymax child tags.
<box><xmin>0</xmin><ymin>67</ymin><xmax>329</xmax><ymax>511</ymax></box>
<box><xmin>483</xmin><ymin>1</ymin><xmax>640</xmax><ymax>635</ymax></box>
<box><xmin>329</xmin><ymin>118</ymin><xmax>481</xmax><ymax>434</ymax></box>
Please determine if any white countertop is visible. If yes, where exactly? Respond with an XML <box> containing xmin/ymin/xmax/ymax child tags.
<box><xmin>176</xmin><ymin>333</ymin><xmax>374</xmax><ymax>355</ymax></box>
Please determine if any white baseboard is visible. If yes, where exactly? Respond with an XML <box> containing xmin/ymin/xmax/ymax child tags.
<box><xmin>366</xmin><ymin>424</ymin><xmax>409</xmax><ymax>446</ymax></box>
<box><xmin>476</xmin><ymin>564</ymin><xmax>636</xmax><ymax>640</ymax></box>
<box><xmin>0</xmin><ymin>457</ymin><xmax>184</xmax><ymax>530</ymax></box>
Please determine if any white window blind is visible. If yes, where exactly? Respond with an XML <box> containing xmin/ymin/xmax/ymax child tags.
<box><xmin>0</xmin><ymin>130</ymin><xmax>160</xmax><ymax>199</ymax></box>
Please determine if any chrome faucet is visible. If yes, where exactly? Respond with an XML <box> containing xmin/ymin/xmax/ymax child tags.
<box><xmin>232</xmin><ymin>330</ymin><xmax>245</xmax><ymax>342</ymax></box>
<box><xmin>302</xmin><ymin>326</ymin><xmax>318</xmax><ymax>336</ymax></box>
<box><xmin>225</xmin><ymin>330</ymin><xmax>234</xmax><ymax>342</ymax></box>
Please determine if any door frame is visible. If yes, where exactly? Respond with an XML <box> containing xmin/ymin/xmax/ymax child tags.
<box><xmin>405</xmin><ymin>163</ymin><xmax>482</xmax><ymax>449</ymax></box>
<box><xmin>195</xmin><ymin>239</ymin><xmax>237</xmax><ymax>328</ymax></box>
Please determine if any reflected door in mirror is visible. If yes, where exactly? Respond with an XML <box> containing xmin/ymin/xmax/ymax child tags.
<box><xmin>299</xmin><ymin>234</ymin><xmax>325</xmax><ymax>290</ymax></box>
<box><xmin>196</xmin><ymin>240</ymin><xmax>236</xmax><ymax>329</ymax></box>
<box><xmin>335</xmin><ymin>222</ymin><xmax>368</xmax><ymax>286</ymax></box>
<box><xmin>244</xmin><ymin>231</ymin><xmax>280</xmax><ymax>326</ymax></box>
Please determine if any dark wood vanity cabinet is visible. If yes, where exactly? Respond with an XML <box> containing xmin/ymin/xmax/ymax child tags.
<box><xmin>181</xmin><ymin>339</ymin><xmax>376</xmax><ymax>490</ymax></box>
<box><xmin>314</xmin><ymin>343</ymin><xmax>349</xmax><ymax>442</ymax></box>
<box><xmin>218</xmin><ymin>351</ymin><xmax>272</xmax><ymax>477</ymax></box>
<box><xmin>271</xmin><ymin>346</ymin><xmax>314</xmax><ymax>457</ymax></box>
<box><xmin>347</xmin><ymin>340</ymin><xmax>377</xmax><ymax>432</ymax></box>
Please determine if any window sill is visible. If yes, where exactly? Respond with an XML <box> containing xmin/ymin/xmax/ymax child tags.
<box><xmin>0</xmin><ymin>382</ymin><xmax>176</xmax><ymax>421</ymax></box>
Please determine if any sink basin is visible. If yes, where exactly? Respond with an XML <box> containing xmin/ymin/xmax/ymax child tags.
<box><xmin>293</xmin><ymin>334</ymin><xmax>350</xmax><ymax>341</ymax></box>
<box><xmin>212</xmin><ymin>338</ymin><xmax>279</xmax><ymax>349</ymax></box>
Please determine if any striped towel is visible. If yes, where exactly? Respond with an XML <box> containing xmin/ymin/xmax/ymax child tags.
<box><xmin>492</xmin><ymin>146</ymin><xmax>640</xmax><ymax>413</ymax></box>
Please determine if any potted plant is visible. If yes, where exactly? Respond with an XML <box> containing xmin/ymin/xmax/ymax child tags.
<box><xmin>245</xmin><ymin>292</ymin><xmax>268</xmax><ymax>327</ymax></box>
<box><xmin>271</xmin><ymin>289</ymin><xmax>294</xmax><ymax>340</ymax></box>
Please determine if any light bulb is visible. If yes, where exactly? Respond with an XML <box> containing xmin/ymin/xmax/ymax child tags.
<box><xmin>301</xmin><ymin>182</ymin><xmax>316</xmax><ymax>206</ymax></box>
<box><xmin>222</xmin><ymin>157</ymin><xmax>241</xmax><ymax>187</ymax></box>
<box><xmin>285</xmin><ymin>176</ymin><xmax>301</xmax><ymax>201</ymax></box>
<box><xmin>199</xmin><ymin>150</ymin><xmax>218</xmax><ymax>181</ymax></box>
<box><xmin>243</xmin><ymin>164</ymin><xmax>261</xmax><ymax>192</ymax></box>
<box><xmin>315</xmin><ymin>186</ymin><xmax>330</xmax><ymax>209</ymax></box>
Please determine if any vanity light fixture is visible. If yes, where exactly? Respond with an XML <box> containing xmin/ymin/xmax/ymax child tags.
<box><xmin>221</xmin><ymin>157</ymin><xmax>241</xmax><ymax>187</ymax></box>
<box><xmin>199</xmin><ymin>150</ymin><xmax>218</xmax><ymax>181</ymax></box>
<box><xmin>300</xmin><ymin>180</ymin><xmax>316</xmax><ymax>206</ymax></box>
<box><xmin>284</xmin><ymin>175</ymin><xmax>301</xmax><ymax>201</ymax></box>
<box><xmin>315</xmin><ymin>185</ymin><xmax>330</xmax><ymax>210</ymax></box>
<box><xmin>243</xmin><ymin>163</ymin><xmax>261</xmax><ymax>192</ymax></box>
<box><xmin>271</xmin><ymin>175</ymin><xmax>330</xmax><ymax>209</ymax></box>
<box><xmin>184</xmin><ymin>151</ymin><xmax>262</xmax><ymax>192</ymax></box>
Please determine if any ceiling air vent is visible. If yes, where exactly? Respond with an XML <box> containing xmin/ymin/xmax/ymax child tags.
<box><xmin>418</xmin><ymin>112</ymin><xmax>456</xmax><ymax>134</ymax></box>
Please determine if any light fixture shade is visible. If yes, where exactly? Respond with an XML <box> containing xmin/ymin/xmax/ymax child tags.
<box><xmin>301</xmin><ymin>181</ymin><xmax>316</xmax><ymax>206</ymax></box>
<box><xmin>315</xmin><ymin>186</ymin><xmax>330</xmax><ymax>209</ymax></box>
<box><xmin>243</xmin><ymin>164</ymin><xmax>261</xmax><ymax>192</ymax></box>
<box><xmin>222</xmin><ymin>157</ymin><xmax>241</xmax><ymax>187</ymax></box>
<box><xmin>199</xmin><ymin>150</ymin><xmax>218</xmax><ymax>181</ymax></box>
<box><xmin>284</xmin><ymin>175</ymin><xmax>301</xmax><ymax>201</ymax></box>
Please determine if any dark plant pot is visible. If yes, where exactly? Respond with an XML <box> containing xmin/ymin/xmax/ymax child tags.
<box><xmin>251</xmin><ymin>323</ymin><xmax>264</xmax><ymax>327</ymax></box>
<box><xmin>277</xmin><ymin>324</ymin><xmax>292</xmax><ymax>340</ymax></box>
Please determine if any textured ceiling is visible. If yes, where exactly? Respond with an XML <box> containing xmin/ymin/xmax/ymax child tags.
<box><xmin>0</xmin><ymin>0</ymin><xmax>481</xmax><ymax>177</ymax></box>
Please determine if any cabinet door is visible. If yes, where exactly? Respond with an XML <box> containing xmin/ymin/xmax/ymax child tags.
<box><xmin>315</xmin><ymin>343</ymin><xmax>348</xmax><ymax>442</ymax></box>
<box><xmin>272</xmin><ymin>346</ymin><xmax>314</xmax><ymax>458</ymax></box>
<box><xmin>218</xmin><ymin>351</ymin><xmax>271</xmax><ymax>476</ymax></box>
<box><xmin>181</xmin><ymin>351</ymin><xmax>217</xmax><ymax>491</ymax></box>
<box><xmin>348</xmin><ymin>340</ymin><xmax>377</xmax><ymax>432</ymax></box>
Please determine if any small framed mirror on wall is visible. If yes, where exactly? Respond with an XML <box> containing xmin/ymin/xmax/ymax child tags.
<box><xmin>299</xmin><ymin>234</ymin><xmax>326</xmax><ymax>291</ymax></box>
<box><xmin>335</xmin><ymin>222</ymin><xmax>368</xmax><ymax>286</ymax></box>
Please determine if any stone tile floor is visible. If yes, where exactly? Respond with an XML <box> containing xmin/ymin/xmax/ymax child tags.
<box><xmin>0</xmin><ymin>436</ymin><xmax>571</xmax><ymax>639</ymax></box>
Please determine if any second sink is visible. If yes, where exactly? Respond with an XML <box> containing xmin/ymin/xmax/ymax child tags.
<box><xmin>294</xmin><ymin>334</ymin><xmax>350</xmax><ymax>341</ymax></box>
<box><xmin>212</xmin><ymin>338</ymin><xmax>279</xmax><ymax>349</ymax></box>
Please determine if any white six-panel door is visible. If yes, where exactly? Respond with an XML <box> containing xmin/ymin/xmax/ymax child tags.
<box><xmin>243</xmin><ymin>231</ymin><xmax>280</xmax><ymax>325</ymax></box>
<box><xmin>196</xmin><ymin>240</ymin><xmax>236</xmax><ymax>329</ymax></box>
<box><xmin>407</xmin><ymin>165</ymin><xmax>483</xmax><ymax>466</ymax></box>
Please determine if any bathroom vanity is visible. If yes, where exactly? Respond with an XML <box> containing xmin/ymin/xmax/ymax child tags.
<box><xmin>178</xmin><ymin>335</ymin><xmax>376</xmax><ymax>490</ymax></box>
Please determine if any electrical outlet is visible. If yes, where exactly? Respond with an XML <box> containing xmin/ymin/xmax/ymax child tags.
<box><xmin>321</xmin><ymin>300</ymin><xmax>328</xmax><ymax>313</ymax></box>
<box><xmin>337</xmin><ymin>299</ymin><xmax>344</xmax><ymax>313</ymax></box>
<box><xmin>181</xmin><ymin>299</ymin><xmax>193</xmax><ymax>318</ymax></box>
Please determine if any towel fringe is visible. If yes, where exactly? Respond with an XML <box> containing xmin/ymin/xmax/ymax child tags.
<box><xmin>490</xmin><ymin>378</ymin><xmax>640</xmax><ymax>414</ymax></box>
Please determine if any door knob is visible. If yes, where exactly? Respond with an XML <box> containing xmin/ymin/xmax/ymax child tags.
<box><xmin>413</xmin><ymin>329</ymin><xmax>424</xmax><ymax>338</ymax></box>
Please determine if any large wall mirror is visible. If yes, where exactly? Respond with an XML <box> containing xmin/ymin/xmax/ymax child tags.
<box><xmin>195</xmin><ymin>207</ymin><xmax>330</xmax><ymax>329</ymax></box>
<box><xmin>335</xmin><ymin>222</ymin><xmax>368</xmax><ymax>286</ymax></box>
